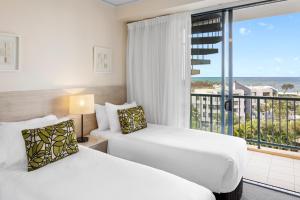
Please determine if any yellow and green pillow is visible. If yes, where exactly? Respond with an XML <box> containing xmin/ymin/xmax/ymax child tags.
<box><xmin>22</xmin><ymin>120</ymin><xmax>78</xmax><ymax>171</ymax></box>
<box><xmin>117</xmin><ymin>106</ymin><xmax>147</xmax><ymax>134</ymax></box>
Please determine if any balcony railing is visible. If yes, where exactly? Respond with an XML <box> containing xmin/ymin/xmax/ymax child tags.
<box><xmin>191</xmin><ymin>93</ymin><xmax>300</xmax><ymax>151</ymax></box>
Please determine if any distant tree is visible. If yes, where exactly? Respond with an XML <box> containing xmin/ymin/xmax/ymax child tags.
<box><xmin>281</xmin><ymin>83</ymin><xmax>294</xmax><ymax>93</ymax></box>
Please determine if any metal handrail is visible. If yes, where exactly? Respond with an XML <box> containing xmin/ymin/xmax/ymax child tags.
<box><xmin>191</xmin><ymin>93</ymin><xmax>300</xmax><ymax>151</ymax></box>
<box><xmin>191</xmin><ymin>93</ymin><xmax>300</xmax><ymax>101</ymax></box>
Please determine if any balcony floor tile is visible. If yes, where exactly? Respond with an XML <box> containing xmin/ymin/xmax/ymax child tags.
<box><xmin>266</xmin><ymin>178</ymin><xmax>295</xmax><ymax>191</ymax></box>
<box><xmin>269</xmin><ymin>166</ymin><xmax>294</xmax><ymax>176</ymax></box>
<box><xmin>294</xmin><ymin>176</ymin><xmax>300</xmax><ymax>186</ymax></box>
<box><xmin>246</xmin><ymin>150</ymin><xmax>299</xmax><ymax>193</ymax></box>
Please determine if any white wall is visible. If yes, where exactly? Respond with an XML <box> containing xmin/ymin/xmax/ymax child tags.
<box><xmin>0</xmin><ymin>0</ymin><xmax>126</xmax><ymax>92</ymax></box>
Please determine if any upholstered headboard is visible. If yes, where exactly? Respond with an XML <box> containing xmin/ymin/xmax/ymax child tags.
<box><xmin>0</xmin><ymin>86</ymin><xmax>126</xmax><ymax>136</ymax></box>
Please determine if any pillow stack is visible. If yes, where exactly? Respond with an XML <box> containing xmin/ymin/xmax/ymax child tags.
<box><xmin>95</xmin><ymin>102</ymin><xmax>147</xmax><ymax>134</ymax></box>
<box><xmin>95</xmin><ymin>102</ymin><xmax>137</xmax><ymax>132</ymax></box>
<box><xmin>105</xmin><ymin>102</ymin><xmax>137</xmax><ymax>132</ymax></box>
<box><xmin>0</xmin><ymin>115</ymin><xmax>79</xmax><ymax>172</ymax></box>
<box><xmin>0</xmin><ymin>115</ymin><xmax>58</xmax><ymax>170</ymax></box>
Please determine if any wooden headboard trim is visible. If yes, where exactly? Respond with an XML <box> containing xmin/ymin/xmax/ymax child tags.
<box><xmin>0</xmin><ymin>86</ymin><xmax>126</xmax><ymax>136</ymax></box>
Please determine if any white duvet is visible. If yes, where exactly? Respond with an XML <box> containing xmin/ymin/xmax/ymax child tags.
<box><xmin>0</xmin><ymin>146</ymin><xmax>215</xmax><ymax>200</ymax></box>
<box><xmin>91</xmin><ymin>124</ymin><xmax>247</xmax><ymax>193</ymax></box>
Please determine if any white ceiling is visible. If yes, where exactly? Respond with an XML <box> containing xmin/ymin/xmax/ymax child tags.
<box><xmin>103</xmin><ymin>0</ymin><xmax>139</xmax><ymax>6</ymax></box>
<box><xmin>116</xmin><ymin>0</ymin><xmax>300</xmax><ymax>22</ymax></box>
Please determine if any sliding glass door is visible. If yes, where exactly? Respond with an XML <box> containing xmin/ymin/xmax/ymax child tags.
<box><xmin>191</xmin><ymin>0</ymin><xmax>300</xmax><ymax>193</ymax></box>
<box><xmin>191</xmin><ymin>10</ymin><xmax>234</xmax><ymax>135</ymax></box>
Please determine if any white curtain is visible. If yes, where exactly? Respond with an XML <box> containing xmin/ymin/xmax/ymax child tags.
<box><xmin>127</xmin><ymin>12</ymin><xmax>191</xmax><ymax>128</ymax></box>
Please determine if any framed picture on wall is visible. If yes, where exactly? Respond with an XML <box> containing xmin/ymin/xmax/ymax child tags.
<box><xmin>0</xmin><ymin>33</ymin><xmax>20</xmax><ymax>72</ymax></box>
<box><xmin>93</xmin><ymin>46</ymin><xmax>112</xmax><ymax>73</ymax></box>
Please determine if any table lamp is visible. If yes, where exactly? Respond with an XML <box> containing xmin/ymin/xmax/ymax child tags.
<box><xmin>69</xmin><ymin>94</ymin><xmax>95</xmax><ymax>143</ymax></box>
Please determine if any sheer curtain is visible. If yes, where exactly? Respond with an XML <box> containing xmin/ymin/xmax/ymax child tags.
<box><xmin>127</xmin><ymin>12</ymin><xmax>191</xmax><ymax>128</ymax></box>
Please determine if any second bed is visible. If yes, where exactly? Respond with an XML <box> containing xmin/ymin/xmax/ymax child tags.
<box><xmin>91</xmin><ymin>124</ymin><xmax>247</xmax><ymax>198</ymax></box>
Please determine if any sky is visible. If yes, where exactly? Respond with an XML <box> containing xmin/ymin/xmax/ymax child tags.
<box><xmin>194</xmin><ymin>11</ymin><xmax>300</xmax><ymax>77</ymax></box>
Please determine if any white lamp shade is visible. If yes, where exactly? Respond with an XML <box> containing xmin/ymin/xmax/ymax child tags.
<box><xmin>69</xmin><ymin>94</ymin><xmax>95</xmax><ymax>115</ymax></box>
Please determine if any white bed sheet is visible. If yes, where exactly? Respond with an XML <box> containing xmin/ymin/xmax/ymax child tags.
<box><xmin>0</xmin><ymin>146</ymin><xmax>215</xmax><ymax>200</ymax></box>
<box><xmin>91</xmin><ymin>124</ymin><xmax>247</xmax><ymax>193</ymax></box>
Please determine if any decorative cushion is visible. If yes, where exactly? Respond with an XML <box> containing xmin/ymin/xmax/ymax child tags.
<box><xmin>117</xmin><ymin>106</ymin><xmax>147</xmax><ymax>134</ymax></box>
<box><xmin>22</xmin><ymin>120</ymin><xmax>79</xmax><ymax>171</ymax></box>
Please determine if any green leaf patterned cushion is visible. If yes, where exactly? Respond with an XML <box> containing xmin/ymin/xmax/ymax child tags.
<box><xmin>117</xmin><ymin>106</ymin><xmax>147</xmax><ymax>134</ymax></box>
<box><xmin>22</xmin><ymin>120</ymin><xmax>79</xmax><ymax>171</ymax></box>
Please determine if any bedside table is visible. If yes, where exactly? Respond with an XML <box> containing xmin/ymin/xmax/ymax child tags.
<box><xmin>79</xmin><ymin>135</ymin><xmax>108</xmax><ymax>153</ymax></box>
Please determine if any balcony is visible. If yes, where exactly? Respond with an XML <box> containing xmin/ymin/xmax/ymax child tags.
<box><xmin>191</xmin><ymin>93</ymin><xmax>300</xmax><ymax>192</ymax></box>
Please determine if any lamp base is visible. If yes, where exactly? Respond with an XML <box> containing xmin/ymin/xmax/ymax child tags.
<box><xmin>77</xmin><ymin>136</ymin><xmax>89</xmax><ymax>143</ymax></box>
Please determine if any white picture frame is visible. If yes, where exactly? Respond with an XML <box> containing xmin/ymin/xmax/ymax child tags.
<box><xmin>0</xmin><ymin>33</ymin><xmax>20</xmax><ymax>72</ymax></box>
<box><xmin>93</xmin><ymin>46</ymin><xmax>112</xmax><ymax>73</ymax></box>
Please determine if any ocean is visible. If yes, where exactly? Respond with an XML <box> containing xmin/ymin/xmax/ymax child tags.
<box><xmin>192</xmin><ymin>77</ymin><xmax>300</xmax><ymax>92</ymax></box>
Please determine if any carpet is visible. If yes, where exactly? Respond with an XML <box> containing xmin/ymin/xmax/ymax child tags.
<box><xmin>242</xmin><ymin>182</ymin><xmax>300</xmax><ymax>200</ymax></box>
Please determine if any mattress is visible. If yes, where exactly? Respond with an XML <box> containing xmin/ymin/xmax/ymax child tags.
<box><xmin>0</xmin><ymin>146</ymin><xmax>215</xmax><ymax>200</ymax></box>
<box><xmin>91</xmin><ymin>124</ymin><xmax>247</xmax><ymax>193</ymax></box>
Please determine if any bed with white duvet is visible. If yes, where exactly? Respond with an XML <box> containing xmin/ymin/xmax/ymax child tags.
<box><xmin>0</xmin><ymin>115</ymin><xmax>215</xmax><ymax>200</ymax></box>
<box><xmin>0</xmin><ymin>146</ymin><xmax>215</xmax><ymax>200</ymax></box>
<box><xmin>91</xmin><ymin>124</ymin><xmax>247</xmax><ymax>194</ymax></box>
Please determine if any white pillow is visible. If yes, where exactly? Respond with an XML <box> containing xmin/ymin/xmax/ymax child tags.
<box><xmin>105</xmin><ymin>102</ymin><xmax>137</xmax><ymax>132</ymax></box>
<box><xmin>0</xmin><ymin>115</ymin><xmax>58</xmax><ymax>170</ymax></box>
<box><xmin>56</xmin><ymin>116</ymin><xmax>71</xmax><ymax>123</ymax></box>
<box><xmin>95</xmin><ymin>104</ymin><xmax>110</xmax><ymax>131</ymax></box>
<box><xmin>0</xmin><ymin>115</ymin><xmax>57</xmax><ymax>126</ymax></box>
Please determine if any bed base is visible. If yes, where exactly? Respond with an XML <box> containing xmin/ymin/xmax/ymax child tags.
<box><xmin>213</xmin><ymin>178</ymin><xmax>243</xmax><ymax>200</ymax></box>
